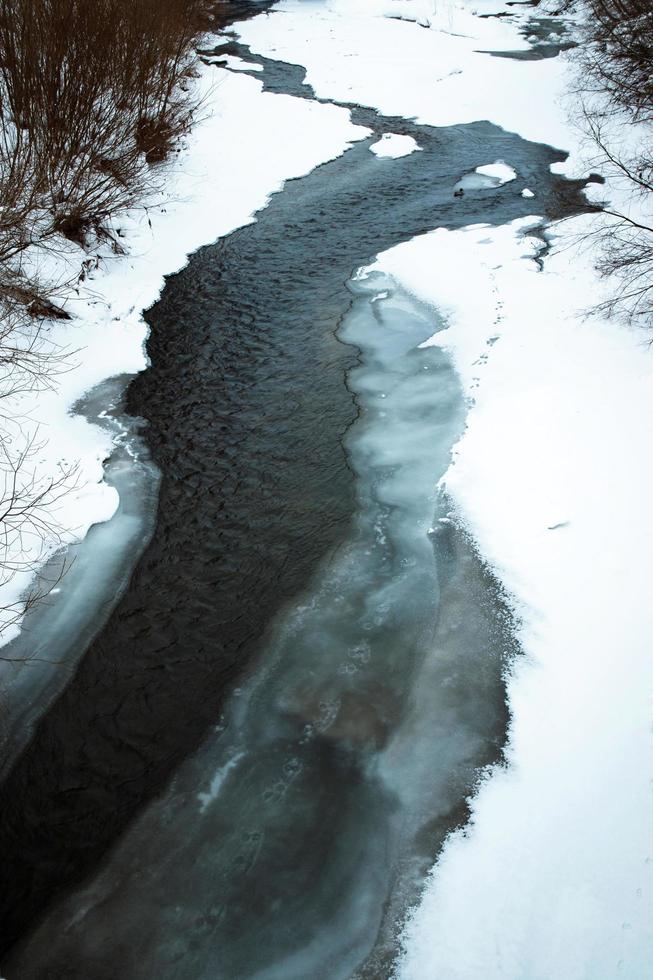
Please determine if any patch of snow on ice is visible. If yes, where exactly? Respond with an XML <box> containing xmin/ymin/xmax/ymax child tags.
<box><xmin>222</xmin><ymin>54</ymin><xmax>263</xmax><ymax>72</ymax></box>
<box><xmin>198</xmin><ymin>752</ymin><xmax>245</xmax><ymax>812</ymax></box>
<box><xmin>521</xmin><ymin>187</ymin><xmax>535</xmax><ymax>198</ymax></box>
<box><xmin>475</xmin><ymin>161</ymin><xmax>516</xmax><ymax>184</ymax></box>
<box><xmin>454</xmin><ymin>161</ymin><xmax>516</xmax><ymax>192</ymax></box>
<box><xmin>370</xmin><ymin>133</ymin><xmax>420</xmax><ymax>158</ymax></box>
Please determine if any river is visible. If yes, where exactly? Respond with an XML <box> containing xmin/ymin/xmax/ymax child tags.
<box><xmin>0</xmin><ymin>15</ymin><xmax>590</xmax><ymax>978</ymax></box>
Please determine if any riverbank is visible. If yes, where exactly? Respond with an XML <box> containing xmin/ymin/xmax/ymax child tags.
<box><xmin>390</xmin><ymin>213</ymin><xmax>653</xmax><ymax>980</ymax></box>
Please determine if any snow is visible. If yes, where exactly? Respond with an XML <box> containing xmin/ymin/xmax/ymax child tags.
<box><xmin>370</xmin><ymin>133</ymin><xmax>420</xmax><ymax>158</ymax></box>
<box><xmin>198</xmin><ymin>751</ymin><xmax>245</xmax><ymax>813</ymax></box>
<box><xmin>0</xmin><ymin>65</ymin><xmax>368</xmax><ymax>643</ymax></box>
<box><xmin>522</xmin><ymin>187</ymin><xmax>535</xmax><ymax>198</ymax></box>
<box><xmin>219</xmin><ymin>54</ymin><xmax>263</xmax><ymax>72</ymax></box>
<box><xmin>454</xmin><ymin>161</ymin><xmax>517</xmax><ymax>192</ymax></box>
<box><xmin>475</xmin><ymin>161</ymin><xmax>516</xmax><ymax>184</ymax></box>
<box><xmin>376</xmin><ymin>215</ymin><xmax>653</xmax><ymax>980</ymax></box>
<box><xmin>237</xmin><ymin>0</ymin><xmax>573</xmax><ymax>149</ymax></box>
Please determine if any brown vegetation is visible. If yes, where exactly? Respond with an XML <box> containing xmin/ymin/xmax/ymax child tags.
<box><xmin>0</xmin><ymin>0</ymin><xmax>215</xmax><ymax>631</ymax></box>
<box><xmin>568</xmin><ymin>0</ymin><xmax>653</xmax><ymax>322</ymax></box>
<box><xmin>0</xmin><ymin>0</ymin><xmax>211</xmax><ymax>260</ymax></box>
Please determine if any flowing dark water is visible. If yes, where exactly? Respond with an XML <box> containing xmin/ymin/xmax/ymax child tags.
<box><xmin>0</xmin><ymin>25</ymin><xmax>591</xmax><ymax>978</ymax></box>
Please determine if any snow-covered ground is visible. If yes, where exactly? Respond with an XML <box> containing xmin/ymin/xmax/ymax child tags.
<box><xmin>237</xmin><ymin>0</ymin><xmax>573</xmax><ymax>147</ymax></box>
<box><xmin>377</xmin><ymin>217</ymin><xmax>653</xmax><ymax>979</ymax></box>
<box><xmin>235</xmin><ymin>1</ymin><xmax>653</xmax><ymax>977</ymax></box>
<box><xmin>0</xmin><ymin>61</ymin><xmax>368</xmax><ymax>643</ymax></box>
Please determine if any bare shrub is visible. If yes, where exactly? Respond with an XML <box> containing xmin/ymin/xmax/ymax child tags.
<box><xmin>0</xmin><ymin>432</ymin><xmax>79</xmax><ymax>574</ymax></box>
<box><xmin>0</xmin><ymin>0</ymin><xmax>213</xmax><ymax>636</ymax></box>
<box><xmin>576</xmin><ymin>108</ymin><xmax>653</xmax><ymax>322</ymax></box>
<box><xmin>563</xmin><ymin>0</ymin><xmax>653</xmax><ymax>324</ymax></box>
<box><xmin>572</xmin><ymin>0</ymin><xmax>653</xmax><ymax>123</ymax></box>
<box><xmin>0</xmin><ymin>0</ymin><xmax>211</xmax><ymax>254</ymax></box>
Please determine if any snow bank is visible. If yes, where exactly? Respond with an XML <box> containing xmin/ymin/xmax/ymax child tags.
<box><xmin>0</xmin><ymin>65</ymin><xmax>368</xmax><ymax>642</ymax></box>
<box><xmin>376</xmin><ymin>214</ymin><xmax>653</xmax><ymax>980</ymax></box>
<box><xmin>370</xmin><ymin>133</ymin><xmax>420</xmax><ymax>158</ymax></box>
<box><xmin>237</xmin><ymin>0</ymin><xmax>572</xmax><ymax>148</ymax></box>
